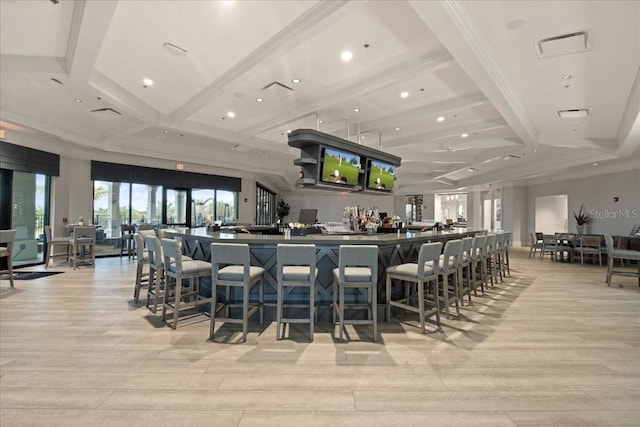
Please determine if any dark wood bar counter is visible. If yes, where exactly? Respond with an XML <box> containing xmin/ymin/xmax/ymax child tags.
<box><xmin>169</xmin><ymin>227</ymin><xmax>483</xmax><ymax>321</ymax></box>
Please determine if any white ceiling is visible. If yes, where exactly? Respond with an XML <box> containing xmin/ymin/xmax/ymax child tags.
<box><xmin>1</xmin><ymin>0</ymin><xmax>639</xmax><ymax>194</ymax></box>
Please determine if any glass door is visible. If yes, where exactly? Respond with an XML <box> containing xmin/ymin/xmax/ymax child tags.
<box><xmin>11</xmin><ymin>171</ymin><xmax>49</xmax><ymax>266</ymax></box>
<box><xmin>163</xmin><ymin>188</ymin><xmax>191</xmax><ymax>227</ymax></box>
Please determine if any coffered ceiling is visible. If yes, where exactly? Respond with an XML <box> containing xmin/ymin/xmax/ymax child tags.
<box><xmin>1</xmin><ymin>0</ymin><xmax>638</xmax><ymax>194</ymax></box>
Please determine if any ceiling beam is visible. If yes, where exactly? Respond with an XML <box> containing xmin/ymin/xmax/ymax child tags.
<box><xmin>408</xmin><ymin>0</ymin><xmax>539</xmax><ymax>148</ymax></box>
<box><xmin>171</xmin><ymin>0</ymin><xmax>351</xmax><ymax>122</ymax></box>
<box><xmin>67</xmin><ymin>0</ymin><xmax>117</xmax><ymax>84</ymax></box>
<box><xmin>616</xmin><ymin>66</ymin><xmax>640</xmax><ymax>157</ymax></box>
<box><xmin>0</xmin><ymin>55</ymin><xmax>66</xmax><ymax>74</ymax></box>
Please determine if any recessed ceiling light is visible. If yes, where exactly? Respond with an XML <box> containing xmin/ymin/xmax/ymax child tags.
<box><xmin>461</xmin><ymin>133</ymin><xmax>468</xmax><ymax>138</ymax></box>
<box><xmin>163</xmin><ymin>129</ymin><xmax>168</xmax><ymax>134</ymax></box>
<box><xmin>74</xmin><ymin>99</ymin><xmax>82</xmax><ymax>103</ymax></box>
<box><xmin>292</xmin><ymin>79</ymin><xmax>301</xmax><ymax>84</ymax></box>
<box><xmin>400</xmin><ymin>91</ymin><xmax>409</xmax><ymax>98</ymax></box>
<box><xmin>562</xmin><ymin>75</ymin><xmax>572</xmax><ymax>80</ymax></box>
<box><xmin>592</xmin><ymin>163</ymin><xmax>598</xmax><ymax>166</ymax></box>
<box><xmin>353</xmin><ymin>108</ymin><xmax>360</xmax><ymax>112</ymax></box>
<box><xmin>341</xmin><ymin>50</ymin><xmax>353</xmax><ymax>62</ymax></box>
<box><xmin>143</xmin><ymin>78</ymin><xmax>154</xmax><ymax>86</ymax></box>
<box><xmin>227</xmin><ymin>111</ymin><xmax>235</xmax><ymax>118</ymax></box>
<box><xmin>533</xmin><ymin>148</ymin><xmax>537</xmax><ymax>152</ymax></box>
<box><xmin>437</xmin><ymin>116</ymin><xmax>445</xmax><ymax>122</ymax></box>
<box><xmin>360</xmin><ymin>136</ymin><xmax>365</xmax><ymax>139</ymax></box>
<box><xmin>467</xmin><ymin>167</ymin><xmax>477</xmax><ymax>172</ymax></box>
<box><xmin>256</xmin><ymin>98</ymin><xmax>263</xmax><ymax>102</ymax></box>
<box><xmin>287</xmin><ymin>129</ymin><xmax>292</xmax><ymax>134</ymax></box>
<box><xmin>395</xmin><ymin>127</ymin><xmax>400</xmax><ymax>131</ymax></box>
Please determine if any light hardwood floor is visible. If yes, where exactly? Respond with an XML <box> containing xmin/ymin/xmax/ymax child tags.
<box><xmin>1</xmin><ymin>248</ymin><xmax>639</xmax><ymax>426</ymax></box>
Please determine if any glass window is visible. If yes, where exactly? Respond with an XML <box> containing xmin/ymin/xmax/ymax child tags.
<box><xmin>216</xmin><ymin>190</ymin><xmax>237</xmax><ymax>224</ymax></box>
<box><xmin>256</xmin><ymin>184</ymin><xmax>276</xmax><ymax>225</ymax></box>
<box><xmin>192</xmin><ymin>189</ymin><xmax>215</xmax><ymax>226</ymax></box>
<box><xmin>131</xmin><ymin>184</ymin><xmax>162</xmax><ymax>225</ymax></box>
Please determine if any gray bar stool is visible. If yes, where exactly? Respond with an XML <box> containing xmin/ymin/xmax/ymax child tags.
<box><xmin>145</xmin><ymin>235</ymin><xmax>192</xmax><ymax>313</ymax></box>
<box><xmin>469</xmin><ymin>234</ymin><xmax>487</xmax><ymax>296</ymax></box>
<box><xmin>276</xmin><ymin>244</ymin><xmax>317</xmax><ymax>341</ymax></box>
<box><xmin>210</xmin><ymin>243</ymin><xmax>265</xmax><ymax>343</ymax></box>
<box><xmin>132</xmin><ymin>233</ymin><xmax>149</xmax><ymax>303</ymax></box>
<box><xmin>386</xmin><ymin>242</ymin><xmax>442</xmax><ymax>334</ymax></box>
<box><xmin>161</xmin><ymin>238</ymin><xmax>211</xmax><ymax>329</ymax></box>
<box><xmin>438</xmin><ymin>239</ymin><xmax>462</xmax><ymax>319</ymax></box>
<box><xmin>458</xmin><ymin>237</ymin><xmax>474</xmax><ymax>306</ymax></box>
<box><xmin>333</xmin><ymin>245</ymin><xmax>379</xmax><ymax>342</ymax></box>
<box><xmin>0</xmin><ymin>229</ymin><xmax>16</xmax><ymax>288</ymax></box>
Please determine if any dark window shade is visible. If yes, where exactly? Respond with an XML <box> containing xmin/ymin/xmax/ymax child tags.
<box><xmin>91</xmin><ymin>161</ymin><xmax>241</xmax><ymax>192</ymax></box>
<box><xmin>0</xmin><ymin>141</ymin><xmax>60</xmax><ymax>176</ymax></box>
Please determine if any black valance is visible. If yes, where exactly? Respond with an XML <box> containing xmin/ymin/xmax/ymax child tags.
<box><xmin>0</xmin><ymin>141</ymin><xmax>60</xmax><ymax>176</ymax></box>
<box><xmin>91</xmin><ymin>161</ymin><xmax>241</xmax><ymax>192</ymax></box>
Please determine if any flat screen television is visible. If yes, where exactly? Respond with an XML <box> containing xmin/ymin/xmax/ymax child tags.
<box><xmin>319</xmin><ymin>147</ymin><xmax>361</xmax><ymax>187</ymax></box>
<box><xmin>366</xmin><ymin>160</ymin><xmax>395</xmax><ymax>192</ymax></box>
<box><xmin>298</xmin><ymin>209</ymin><xmax>317</xmax><ymax>225</ymax></box>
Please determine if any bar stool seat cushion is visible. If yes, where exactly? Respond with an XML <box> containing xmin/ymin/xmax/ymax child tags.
<box><xmin>218</xmin><ymin>265</ymin><xmax>265</xmax><ymax>281</ymax></box>
<box><xmin>333</xmin><ymin>267</ymin><xmax>372</xmax><ymax>282</ymax></box>
<box><xmin>72</xmin><ymin>237</ymin><xmax>94</xmax><ymax>244</ymax></box>
<box><xmin>387</xmin><ymin>263</ymin><xmax>435</xmax><ymax>278</ymax></box>
<box><xmin>166</xmin><ymin>260</ymin><xmax>211</xmax><ymax>275</ymax></box>
<box><xmin>614</xmin><ymin>249</ymin><xmax>640</xmax><ymax>260</ymax></box>
<box><xmin>282</xmin><ymin>266</ymin><xmax>313</xmax><ymax>281</ymax></box>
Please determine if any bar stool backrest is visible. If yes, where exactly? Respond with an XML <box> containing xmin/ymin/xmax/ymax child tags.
<box><xmin>277</xmin><ymin>244</ymin><xmax>316</xmax><ymax>282</ymax></box>
<box><xmin>418</xmin><ymin>242</ymin><xmax>442</xmax><ymax>278</ymax></box>
<box><xmin>72</xmin><ymin>226</ymin><xmax>95</xmax><ymax>243</ymax></box>
<box><xmin>484</xmin><ymin>234</ymin><xmax>496</xmax><ymax>257</ymax></box>
<box><xmin>441</xmin><ymin>239</ymin><xmax>462</xmax><ymax>272</ymax></box>
<box><xmin>211</xmin><ymin>243</ymin><xmax>251</xmax><ymax>282</ymax></box>
<box><xmin>472</xmin><ymin>235</ymin><xmax>486</xmax><ymax>260</ymax></box>
<box><xmin>337</xmin><ymin>245</ymin><xmax>378</xmax><ymax>284</ymax></box>
<box><xmin>460</xmin><ymin>237</ymin><xmax>473</xmax><ymax>263</ymax></box>
<box><xmin>133</xmin><ymin>233</ymin><xmax>145</xmax><ymax>261</ymax></box>
<box><xmin>604</xmin><ymin>234</ymin><xmax>615</xmax><ymax>257</ymax></box>
<box><xmin>504</xmin><ymin>231</ymin><xmax>512</xmax><ymax>249</ymax></box>
<box><xmin>161</xmin><ymin>238</ymin><xmax>183</xmax><ymax>273</ymax></box>
<box><xmin>145</xmin><ymin>235</ymin><xmax>161</xmax><ymax>267</ymax></box>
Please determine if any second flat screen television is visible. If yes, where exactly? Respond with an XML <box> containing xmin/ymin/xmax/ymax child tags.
<box><xmin>320</xmin><ymin>147</ymin><xmax>361</xmax><ymax>187</ymax></box>
<box><xmin>367</xmin><ymin>160</ymin><xmax>395</xmax><ymax>192</ymax></box>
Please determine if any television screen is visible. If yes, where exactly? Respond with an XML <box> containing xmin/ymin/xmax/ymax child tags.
<box><xmin>367</xmin><ymin>160</ymin><xmax>395</xmax><ymax>192</ymax></box>
<box><xmin>320</xmin><ymin>147</ymin><xmax>361</xmax><ymax>186</ymax></box>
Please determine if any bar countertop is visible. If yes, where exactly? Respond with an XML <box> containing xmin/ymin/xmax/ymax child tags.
<box><xmin>167</xmin><ymin>227</ymin><xmax>482</xmax><ymax>245</ymax></box>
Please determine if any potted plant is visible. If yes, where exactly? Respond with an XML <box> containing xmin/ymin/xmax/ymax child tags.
<box><xmin>78</xmin><ymin>216</ymin><xmax>84</xmax><ymax>226</ymax></box>
<box><xmin>276</xmin><ymin>199</ymin><xmax>290</xmax><ymax>224</ymax></box>
<box><xmin>573</xmin><ymin>204</ymin><xmax>591</xmax><ymax>234</ymax></box>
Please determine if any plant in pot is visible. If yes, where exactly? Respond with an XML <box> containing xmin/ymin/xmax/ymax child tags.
<box><xmin>276</xmin><ymin>199</ymin><xmax>290</xmax><ymax>225</ymax></box>
<box><xmin>573</xmin><ymin>204</ymin><xmax>591</xmax><ymax>234</ymax></box>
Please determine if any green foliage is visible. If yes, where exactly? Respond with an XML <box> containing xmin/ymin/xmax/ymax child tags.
<box><xmin>277</xmin><ymin>199</ymin><xmax>290</xmax><ymax>220</ymax></box>
<box><xmin>573</xmin><ymin>204</ymin><xmax>591</xmax><ymax>225</ymax></box>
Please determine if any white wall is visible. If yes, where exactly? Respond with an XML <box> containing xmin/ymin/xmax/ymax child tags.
<box><xmin>527</xmin><ymin>169</ymin><xmax>640</xmax><ymax>236</ymax></box>
<box><xmin>534</xmin><ymin>194</ymin><xmax>567</xmax><ymax>234</ymax></box>
<box><xmin>284</xmin><ymin>191</ymin><xmax>396</xmax><ymax>223</ymax></box>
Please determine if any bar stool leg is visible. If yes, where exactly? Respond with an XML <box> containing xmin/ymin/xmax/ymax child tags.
<box><xmin>372</xmin><ymin>285</ymin><xmax>377</xmax><ymax>342</ymax></box>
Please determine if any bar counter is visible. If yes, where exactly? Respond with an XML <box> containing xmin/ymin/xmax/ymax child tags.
<box><xmin>169</xmin><ymin>227</ymin><xmax>483</xmax><ymax>321</ymax></box>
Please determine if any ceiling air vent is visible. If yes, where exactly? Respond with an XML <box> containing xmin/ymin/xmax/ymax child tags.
<box><xmin>557</xmin><ymin>109</ymin><xmax>589</xmax><ymax>119</ymax></box>
<box><xmin>262</xmin><ymin>81</ymin><xmax>294</xmax><ymax>99</ymax></box>
<box><xmin>536</xmin><ymin>30</ymin><xmax>590</xmax><ymax>59</ymax></box>
<box><xmin>90</xmin><ymin>107</ymin><xmax>123</xmax><ymax>120</ymax></box>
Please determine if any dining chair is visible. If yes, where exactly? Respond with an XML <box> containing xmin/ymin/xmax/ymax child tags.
<box><xmin>574</xmin><ymin>235</ymin><xmax>603</xmax><ymax>266</ymax></box>
<box><xmin>604</xmin><ymin>234</ymin><xmax>640</xmax><ymax>287</ymax></box>
<box><xmin>68</xmin><ymin>226</ymin><xmax>96</xmax><ymax>269</ymax></box>
<box><xmin>132</xmin><ymin>233</ymin><xmax>149</xmax><ymax>303</ymax></box>
<box><xmin>44</xmin><ymin>225</ymin><xmax>69</xmax><ymax>268</ymax></box>
<box><xmin>529</xmin><ymin>232</ymin><xmax>543</xmax><ymax>259</ymax></box>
